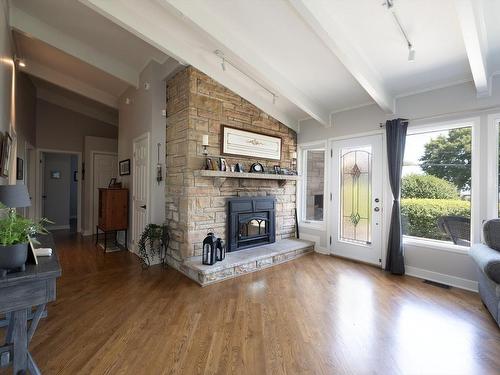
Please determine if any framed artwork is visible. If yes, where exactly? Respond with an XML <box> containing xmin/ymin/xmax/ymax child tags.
<box><xmin>221</xmin><ymin>125</ymin><xmax>282</xmax><ymax>161</ymax></box>
<box><xmin>0</xmin><ymin>132</ymin><xmax>12</xmax><ymax>177</ymax></box>
<box><xmin>119</xmin><ymin>159</ymin><xmax>131</xmax><ymax>176</ymax></box>
<box><xmin>16</xmin><ymin>157</ymin><xmax>23</xmax><ymax>180</ymax></box>
<box><xmin>108</xmin><ymin>178</ymin><xmax>117</xmax><ymax>187</ymax></box>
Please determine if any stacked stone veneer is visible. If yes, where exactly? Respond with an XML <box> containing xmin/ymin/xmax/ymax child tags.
<box><xmin>165</xmin><ymin>67</ymin><xmax>297</xmax><ymax>261</ymax></box>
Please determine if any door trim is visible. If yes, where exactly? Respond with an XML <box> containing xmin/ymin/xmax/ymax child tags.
<box><xmin>131</xmin><ymin>132</ymin><xmax>151</xmax><ymax>251</ymax></box>
<box><xmin>89</xmin><ymin>151</ymin><xmax>118</xmax><ymax>236</ymax></box>
<box><xmin>327</xmin><ymin>133</ymin><xmax>387</xmax><ymax>267</ymax></box>
<box><xmin>36</xmin><ymin>148</ymin><xmax>82</xmax><ymax>234</ymax></box>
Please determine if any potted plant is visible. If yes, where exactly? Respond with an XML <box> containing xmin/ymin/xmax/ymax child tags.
<box><xmin>0</xmin><ymin>205</ymin><xmax>50</xmax><ymax>275</ymax></box>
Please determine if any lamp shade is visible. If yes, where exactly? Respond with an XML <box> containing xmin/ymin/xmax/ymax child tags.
<box><xmin>0</xmin><ymin>184</ymin><xmax>31</xmax><ymax>208</ymax></box>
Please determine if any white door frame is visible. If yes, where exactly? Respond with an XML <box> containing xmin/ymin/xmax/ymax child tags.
<box><xmin>24</xmin><ymin>142</ymin><xmax>36</xmax><ymax>219</ymax></box>
<box><xmin>89</xmin><ymin>150</ymin><xmax>118</xmax><ymax>236</ymax></box>
<box><xmin>131</xmin><ymin>132</ymin><xmax>151</xmax><ymax>250</ymax></box>
<box><xmin>36</xmin><ymin>148</ymin><xmax>82</xmax><ymax>234</ymax></box>
<box><xmin>326</xmin><ymin>132</ymin><xmax>387</xmax><ymax>267</ymax></box>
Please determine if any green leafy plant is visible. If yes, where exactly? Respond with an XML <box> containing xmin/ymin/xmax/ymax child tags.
<box><xmin>401</xmin><ymin>198</ymin><xmax>470</xmax><ymax>241</ymax></box>
<box><xmin>401</xmin><ymin>174</ymin><xmax>459</xmax><ymax>200</ymax></box>
<box><xmin>138</xmin><ymin>224</ymin><xmax>168</xmax><ymax>268</ymax></box>
<box><xmin>0</xmin><ymin>208</ymin><xmax>51</xmax><ymax>246</ymax></box>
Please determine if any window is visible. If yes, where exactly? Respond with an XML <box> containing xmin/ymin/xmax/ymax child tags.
<box><xmin>301</xmin><ymin>147</ymin><xmax>326</xmax><ymax>224</ymax></box>
<box><xmin>401</xmin><ymin>125</ymin><xmax>472</xmax><ymax>247</ymax></box>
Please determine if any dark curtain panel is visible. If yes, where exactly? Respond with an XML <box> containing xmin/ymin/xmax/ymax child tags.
<box><xmin>385</xmin><ymin>118</ymin><xmax>408</xmax><ymax>275</ymax></box>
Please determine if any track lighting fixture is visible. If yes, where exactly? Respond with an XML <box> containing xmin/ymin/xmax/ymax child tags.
<box><xmin>214</xmin><ymin>50</ymin><xmax>278</xmax><ymax>105</ymax></box>
<box><xmin>407</xmin><ymin>45</ymin><xmax>415</xmax><ymax>62</ymax></box>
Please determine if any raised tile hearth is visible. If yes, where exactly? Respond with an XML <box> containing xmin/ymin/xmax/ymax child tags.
<box><xmin>172</xmin><ymin>238</ymin><xmax>314</xmax><ymax>286</ymax></box>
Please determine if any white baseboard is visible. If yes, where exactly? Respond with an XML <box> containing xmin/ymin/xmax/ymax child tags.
<box><xmin>405</xmin><ymin>265</ymin><xmax>478</xmax><ymax>292</ymax></box>
<box><xmin>47</xmin><ymin>225</ymin><xmax>70</xmax><ymax>230</ymax></box>
<box><xmin>315</xmin><ymin>246</ymin><xmax>330</xmax><ymax>255</ymax></box>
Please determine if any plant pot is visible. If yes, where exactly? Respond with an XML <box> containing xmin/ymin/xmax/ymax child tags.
<box><xmin>0</xmin><ymin>243</ymin><xmax>28</xmax><ymax>274</ymax></box>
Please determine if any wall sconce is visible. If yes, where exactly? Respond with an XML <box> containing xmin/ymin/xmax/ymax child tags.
<box><xmin>202</xmin><ymin>134</ymin><xmax>209</xmax><ymax>156</ymax></box>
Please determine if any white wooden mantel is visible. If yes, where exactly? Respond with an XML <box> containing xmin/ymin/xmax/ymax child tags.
<box><xmin>196</xmin><ymin>170</ymin><xmax>300</xmax><ymax>187</ymax></box>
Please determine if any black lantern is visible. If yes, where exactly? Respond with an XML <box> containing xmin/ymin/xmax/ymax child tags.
<box><xmin>202</xmin><ymin>233</ymin><xmax>217</xmax><ymax>265</ymax></box>
<box><xmin>216</xmin><ymin>238</ymin><xmax>226</xmax><ymax>261</ymax></box>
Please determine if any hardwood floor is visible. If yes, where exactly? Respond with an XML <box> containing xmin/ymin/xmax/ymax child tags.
<box><xmin>2</xmin><ymin>232</ymin><xmax>500</xmax><ymax>374</ymax></box>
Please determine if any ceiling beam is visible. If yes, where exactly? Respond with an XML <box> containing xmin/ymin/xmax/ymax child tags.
<box><xmin>290</xmin><ymin>0</ymin><xmax>395</xmax><ymax>114</ymax></box>
<box><xmin>10</xmin><ymin>6</ymin><xmax>139</xmax><ymax>87</ymax></box>
<box><xmin>162</xmin><ymin>0</ymin><xmax>330</xmax><ymax>126</ymax></box>
<box><xmin>79</xmin><ymin>0</ymin><xmax>301</xmax><ymax>130</ymax></box>
<box><xmin>454</xmin><ymin>0</ymin><xmax>490</xmax><ymax>97</ymax></box>
<box><xmin>22</xmin><ymin>59</ymin><xmax>119</xmax><ymax>108</ymax></box>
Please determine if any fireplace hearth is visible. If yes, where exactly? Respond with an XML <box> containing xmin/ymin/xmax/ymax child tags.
<box><xmin>227</xmin><ymin>196</ymin><xmax>276</xmax><ymax>252</ymax></box>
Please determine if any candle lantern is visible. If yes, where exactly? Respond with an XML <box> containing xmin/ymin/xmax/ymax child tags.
<box><xmin>216</xmin><ymin>238</ymin><xmax>226</xmax><ymax>261</ymax></box>
<box><xmin>202</xmin><ymin>232</ymin><xmax>217</xmax><ymax>265</ymax></box>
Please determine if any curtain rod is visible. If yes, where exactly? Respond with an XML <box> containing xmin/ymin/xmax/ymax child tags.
<box><xmin>379</xmin><ymin>104</ymin><xmax>500</xmax><ymax>127</ymax></box>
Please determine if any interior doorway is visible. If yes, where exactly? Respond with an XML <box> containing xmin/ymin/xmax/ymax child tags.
<box><xmin>37</xmin><ymin>150</ymin><xmax>82</xmax><ymax>233</ymax></box>
<box><xmin>132</xmin><ymin>133</ymin><xmax>150</xmax><ymax>251</ymax></box>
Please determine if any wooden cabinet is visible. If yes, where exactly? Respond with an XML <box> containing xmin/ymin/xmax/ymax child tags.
<box><xmin>98</xmin><ymin>188</ymin><xmax>128</xmax><ymax>231</ymax></box>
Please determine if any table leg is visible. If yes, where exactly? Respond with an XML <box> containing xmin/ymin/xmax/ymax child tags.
<box><xmin>125</xmin><ymin>230</ymin><xmax>128</xmax><ymax>250</ymax></box>
<box><xmin>11</xmin><ymin>308</ymin><xmax>28</xmax><ymax>374</ymax></box>
<box><xmin>27</xmin><ymin>352</ymin><xmax>41</xmax><ymax>375</ymax></box>
<box><xmin>95</xmin><ymin>226</ymin><xmax>98</xmax><ymax>246</ymax></box>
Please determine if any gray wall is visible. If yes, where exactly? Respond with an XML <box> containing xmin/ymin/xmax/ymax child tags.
<box><xmin>43</xmin><ymin>153</ymin><xmax>72</xmax><ymax>228</ymax></box>
<box><xmin>298</xmin><ymin>77</ymin><xmax>500</xmax><ymax>291</ymax></box>
<box><xmin>82</xmin><ymin>136</ymin><xmax>118</xmax><ymax>235</ymax></box>
<box><xmin>36</xmin><ymin>99</ymin><xmax>118</xmax><ymax>152</ymax></box>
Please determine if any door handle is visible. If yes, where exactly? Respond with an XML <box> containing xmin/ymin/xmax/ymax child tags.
<box><xmin>140</xmin><ymin>205</ymin><xmax>147</xmax><ymax>209</ymax></box>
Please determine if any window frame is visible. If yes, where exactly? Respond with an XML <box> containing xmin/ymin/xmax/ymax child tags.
<box><xmin>401</xmin><ymin>117</ymin><xmax>480</xmax><ymax>251</ymax></box>
<box><xmin>298</xmin><ymin>141</ymin><xmax>328</xmax><ymax>230</ymax></box>
<box><xmin>486</xmin><ymin>113</ymin><xmax>500</xmax><ymax>221</ymax></box>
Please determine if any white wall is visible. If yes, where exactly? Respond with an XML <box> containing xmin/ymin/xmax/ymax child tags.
<box><xmin>298</xmin><ymin>77</ymin><xmax>500</xmax><ymax>291</ymax></box>
<box><xmin>118</xmin><ymin>60</ymin><xmax>175</xmax><ymax>250</ymax></box>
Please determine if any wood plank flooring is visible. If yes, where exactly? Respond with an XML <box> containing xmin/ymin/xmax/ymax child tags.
<box><xmin>2</xmin><ymin>231</ymin><xmax>500</xmax><ymax>374</ymax></box>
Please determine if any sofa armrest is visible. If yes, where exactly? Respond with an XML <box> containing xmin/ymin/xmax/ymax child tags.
<box><xmin>470</xmin><ymin>244</ymin><xmax>500</xmax><ymax>284</ymax></box>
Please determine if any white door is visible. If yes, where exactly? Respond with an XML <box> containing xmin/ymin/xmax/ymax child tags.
<box><xmin>93</xmin><ymin>153</ymin><xmax>118</xmax><ymax>231</ymax></box>
<box><xmin>330</xmin><ymin>134</ymin><xmax>383</xmax><ymax>265</ymax></box>
<box><xmin>132</xmin><ymin>134</ymin><xmax>150</xmax><ymax>251</ymax></box>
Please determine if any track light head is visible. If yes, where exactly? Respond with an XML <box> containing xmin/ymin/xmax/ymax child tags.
<box><xmin>408</xmin><ymin>45</ymin><xmax>415</xmax><ymax>62</ymax></box>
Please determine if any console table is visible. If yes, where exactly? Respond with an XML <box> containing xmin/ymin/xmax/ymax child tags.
<box><xmin>0</xmin><ymin>234</ymin><xmax>61</xmax><ymax>374</ymax></box>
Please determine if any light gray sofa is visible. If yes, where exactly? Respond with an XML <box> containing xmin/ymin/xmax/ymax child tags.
<box><xmin>470</xmin><ymin>243</ymin><xmax>500</xmax><ymax>326</ymax></box>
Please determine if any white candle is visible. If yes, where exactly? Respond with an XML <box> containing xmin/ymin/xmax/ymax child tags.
<box><xmin>202</xmin><ymin>134</ymin><xmax>209</xmax><ymax>146</ymax></box>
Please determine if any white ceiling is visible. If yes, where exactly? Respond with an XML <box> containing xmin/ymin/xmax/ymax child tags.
<box><xmin>14</xmin><ymin>31</ymin><xmax>128</xmax><ymax>97</ymax></box>
<box><xmin>12</xmin><ymin>0</ymin><xmax>168</xmax><ymax>73</ymax></box>
<box><xmin>10</xmin><ymin>0</ymin><xmax>173</xmax><ymax>109</ymax></box>
<box><xmin>10</xmin><ymin>0</ymin><xmax>499</xmax><ymax>130</ymax></box>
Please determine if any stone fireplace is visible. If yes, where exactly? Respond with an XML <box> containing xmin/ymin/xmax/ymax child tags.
<box><xmin>164</xmin><ymin>66</ymin><xmax>313</xmax><ymax>285</ymax></box>
<box><xmin>227</xmin><ymin>196</ymin><xmax>276</xmax><ymax>252</ymax></box>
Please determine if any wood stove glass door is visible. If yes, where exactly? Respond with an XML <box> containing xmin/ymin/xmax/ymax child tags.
<box><xmin>329</xmin><ymin>134</ymin><xmax>383</xmax><ymax>266</ymax></box>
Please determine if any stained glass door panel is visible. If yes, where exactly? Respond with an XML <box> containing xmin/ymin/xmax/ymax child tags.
<box><xmin>340</xmin><ymin>147</ymin><xmax>372</xmax><ymax>244</ymax></box>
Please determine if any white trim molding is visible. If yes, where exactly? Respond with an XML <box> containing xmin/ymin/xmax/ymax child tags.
<box><xmin>405</xmin><ymin>265</ymin><xmax>478</xmax><ymax>292</ymax></box>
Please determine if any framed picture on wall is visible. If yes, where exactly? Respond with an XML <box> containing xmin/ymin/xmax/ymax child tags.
<box><xmin>0</xmin><ymin>132</ymin><xmax>12</xmax><ymax>177</ymax></box>
<box><xmin>16</xmin><ymin>157</ymin><xmax>23</xmax><ymax>180</ymax></box>
<box><xmin>221</xmin><ymin>125</ymin><xmax>282</xmax><ymax>161</ymax></box>
<box><xmin>119</xmin><ymin>159</ymin><xmax>131</xmax><ymax>176</ymax></box>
